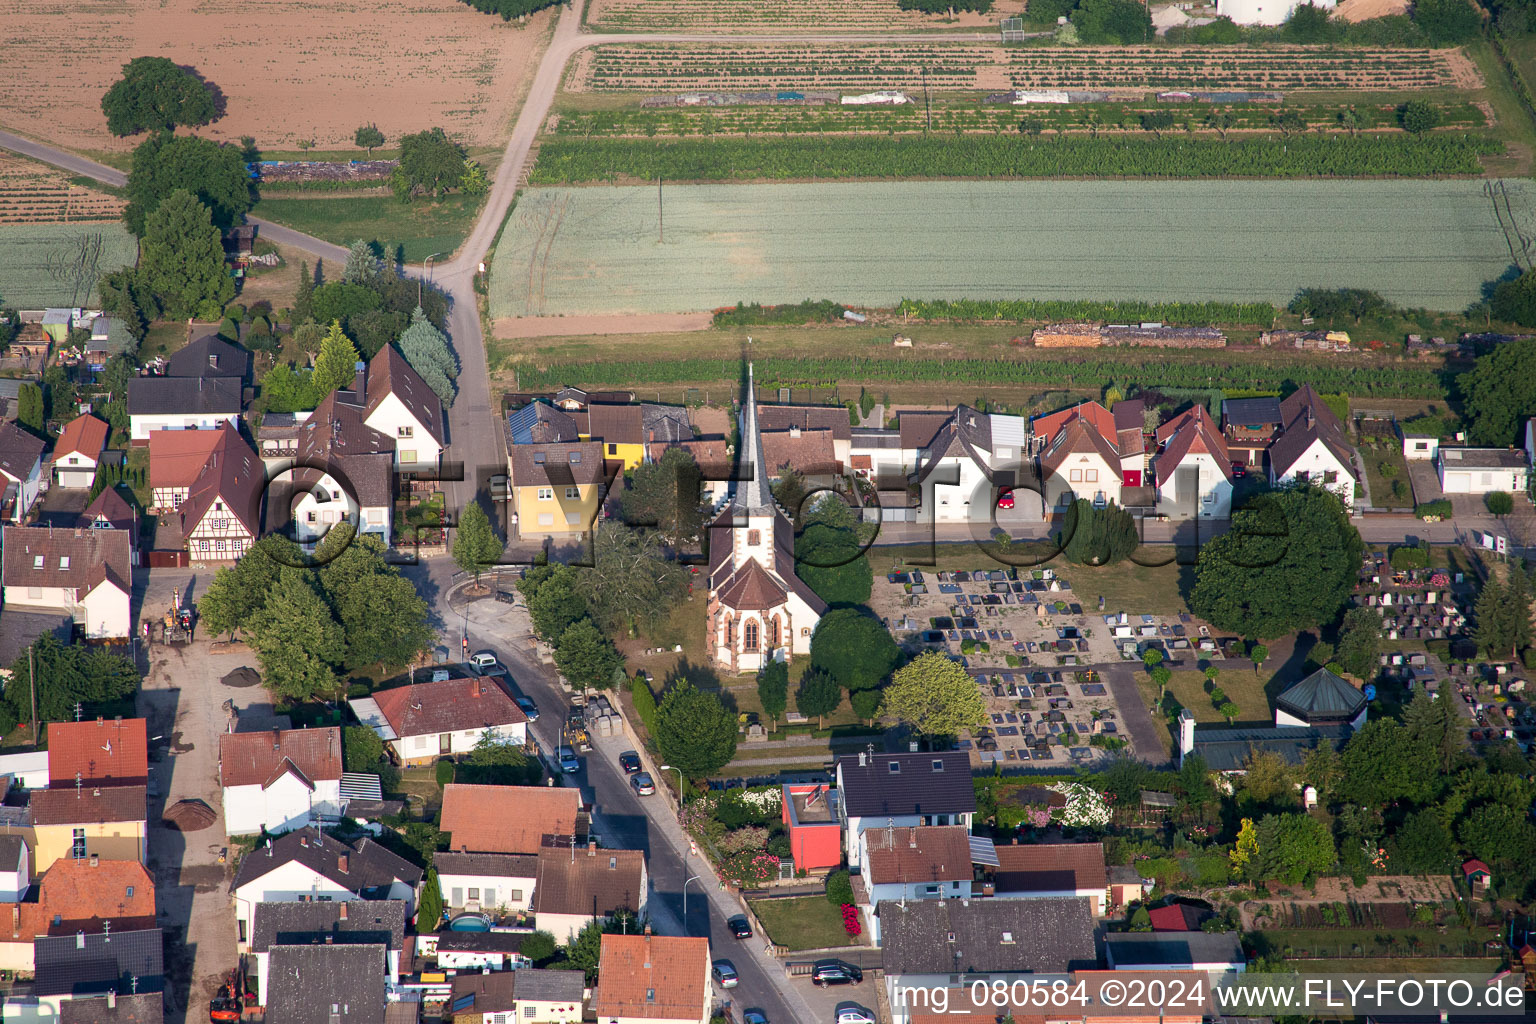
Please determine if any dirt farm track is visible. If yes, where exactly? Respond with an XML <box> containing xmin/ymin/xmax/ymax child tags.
<box><xmin>0</xmin><ymin>0</ymin><xmax>556</xmax><ymax>153</ymax></box>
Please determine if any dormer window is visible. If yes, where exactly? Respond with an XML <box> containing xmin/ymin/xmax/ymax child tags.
<box><xmin>58</xmin><ymin>557</ymin><xmax>69</xmax><ymax>569</ymax></box>
<box><xmin>569</xmin><ymin>451</ymin><xmax>581</xmax><ymax>464</ymax></box>
<box><xmin>533</xmin><ymin>452</ymin><xmax>546</xmax><ymax>464</ymax></box>
<box><xmin>646</xmin><ymin>989</ymin><xmax>656</xmax><ymax>1002</ymax></box>
<box><xmin>32</xmin><ymin>555</ymin><xmax>42</xmax><ymax>569</ymax></box>
<box><xmin>888</xmin><ymin>762</ymin><xmax>900</xmax><ymax>774</ymax></box>
<box><xmin>931</xmin><ymin>760</ymin><xmax>944</xmax><ymax>772</ymax></box>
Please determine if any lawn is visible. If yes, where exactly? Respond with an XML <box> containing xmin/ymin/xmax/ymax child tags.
<box><xmin>1055</xmin><ymin>562</ymin><xmax>1196</xmax><ymax>618</ymax></box>
<box><xmin>398</xmin><ymin>764</ymin><xmax>446</xmax><ymax>818</ymax></box>
<box><xmin>1357</xmin><ymin>439</ymin><xmax>1415</xmax><ymax>509</ymax></box>
<box><xmin>250</xmin><ymin>193</ymin><xmax>483</xmax><ymax>262</ymax></box>
<box><xmin>748</xmin><ymin>896</ymin><xmax>860</xmax><ymax>951</ymax></box>
<box><xmin>1135</xmin><ymin>668</ymin><xmax>1271</xmax><ymax>729</ymax></box>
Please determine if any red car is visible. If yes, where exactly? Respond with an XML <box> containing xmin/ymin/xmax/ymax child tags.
<box><xmin>997</xmin><ymin>489</ymin><xmax>1015</xmax><ymax>510</ymax></box>
<box><xmin>1231</xmin><ymin>461</ymin><xmax>1247</xmax><ymax>478</ymax></box>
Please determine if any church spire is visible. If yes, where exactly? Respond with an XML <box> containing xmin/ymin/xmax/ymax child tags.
<box><xmin>738</xmin><ymin>362</ymin><xmax>775</xmax><ymax>513</ymax></box>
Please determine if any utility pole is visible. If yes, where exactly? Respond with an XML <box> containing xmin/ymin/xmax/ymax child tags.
<box><xmin>657</xmin><ymin>175</ymin><xmax>664</xmax><ymax>244</ymax></box>
<box><xmin>28</xmin><ymin>645</ymin><xmax>37</xmax><ymax>748</ymax></box>
<box><xmin>923</xmin><ymin>67</ymin><xmax>932</xmax><ymax>134</ymax></box>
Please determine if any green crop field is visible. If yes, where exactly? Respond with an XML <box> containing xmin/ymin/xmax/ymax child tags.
<box><xmin>489</xmin><ymin>180</ymin><xmax>1533</xmax><ymax>317</ymax></box>
<box><xmin>0</xmin><ymin>222</ymin><xmax>138</xmax><ymax>308</ymax></box>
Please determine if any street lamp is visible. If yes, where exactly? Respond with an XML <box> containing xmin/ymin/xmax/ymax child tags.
<box><xmin>682</xmin><ymin>873</ymin><xmax>702</xmax><ymax>933</ymax></box>
<box><xmin>659</xmin><ymin>764</ymin><xmax>685</xmax><ymax>801</ymax></box>
<box><xmin>419</xmin><ymin>252</ymin><xmax>445</xmax><ymax>305</ymax></box>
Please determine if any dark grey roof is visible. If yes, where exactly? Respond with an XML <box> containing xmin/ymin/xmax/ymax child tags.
<box><xmin>1191</xmin><ymin>723</ymin><xmax>1351</xmax><ymax>772</ymax></box>
<box><xmin>514</xmin><ymin>968</ymin><xmax>586</xmax><ymax>1002</ymax></box>
<box><xmin>641</xmin><ymin>403</ymin><xmax>694</xmax><ymax>444</ymax></box>
<box><xmin>165</xmin><ymin>335</ymin><xmax>250</xmax><ymax>381</ymax></box>
<box><xmin>1438</xmin><ymin>447</ymin><xmax>1528</xmax><ymax>470</ymax></box>
<box><xmin>880</xmin><ymin>898</ymin><xmax>1096</xmax><ymax>975</ymax></box>
<box><xmin>850</xmin><ymin>428</ymin><xmax>901</xmax><ymax>449</ymax></box>
<box><xmin>0</xmin><ymin>609</ymin><xmax>73</xmax><ymax>674</ymax></box>
<box><xmin>1270</xmin><ymin>385</ymin><xmax>1356</xmax><ymax>479</ymax></box>
<box><xmin>508</xmin><ymin>400</ymin><xmax>580</xmax><ymax>446</ymax></box>
<box><xmin>434</xmin><ymin>852</ymin><xmax>538</xmax><ymax>878</ymax></box>
<box><xmin>1105</xmin><ymin>931</ymin><xmax>1245</xmax><ymax>967</ymax></box>
<box><xmin>60</xmin><ymin>992</ymin><xmax>164</xmax><ymax>1024</ymax></box>
<box><xmin>1275</xmin><ymin>668</ymin><xmax>1366</xmax><ymax>723</ymax></box>
<box><xmin>249</xmin><ymin>900</ymin><xmax>405</xmax><ymax>954</ymax></box>
<box><xmin>266</xmin><ymin>943</ymin><xmax>385</xmax><ymax>1024</ymax></box>
<box><xmin>33</xmin><ymin>928</ymin><xmax>164</xmax><ymax>998</ymax></box>
<box><xmin>1221</xmin><ymin>397</ymin><xmax>1282</xmax><ymax>427</ymax></box>
<box><xmin>0</xmin><ymin>421</ymin><xmax>44</xmax><ymax>483</ymax></box>
<box><xmin>0</xmin><ymin>834</ymin><xmax>24</xmax><ymax>871</ymax></box>
<box><xmin>126</xmin><ymin>376</ymin><xmax>241</xmax><ymax>417</ymax></box>
<box><xmin>232</xmin><ymin>828</ymin><xmax>422</xmax><ymax>895</ymax></box>
<box><xmin>835</xmin><ymin>752</ymin><xmax>976</xmax><ymax>818</ymax></box>
<box><xmin>432</xmin><ymin>930</ymin><xmax>529</xmax><ymax>954</ymax></box>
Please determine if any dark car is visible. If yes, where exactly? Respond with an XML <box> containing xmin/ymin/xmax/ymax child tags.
<box><xmin>619</xmin><ymin>751</ymin><xmax>642</xmax><ymax>774</ymax></box>
<box><xmin>494</xmin><ymin>590</ymin><xmax>516</xmax><ymax>604</ymax></box>
<box><xmin>728</xmin><ymin>916</ymin><xmax>753</xmax><ymax>940</ymax></box>
<box><xmin>811</xmin><ymin>959</ymin><xmax>863</xmax><ymax>986</ymax></box>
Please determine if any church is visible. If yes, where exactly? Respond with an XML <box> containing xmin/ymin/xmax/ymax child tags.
<box><xmin>705</xmin><ymin>365</ymin><xmax>826</xmax><ymax>673</ymax></box>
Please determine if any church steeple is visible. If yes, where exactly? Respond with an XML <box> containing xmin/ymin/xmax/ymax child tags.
<box><xmin>737</xmin><ymin>362</ymin><xmax>775</xmax><ymax>514</ymax></box>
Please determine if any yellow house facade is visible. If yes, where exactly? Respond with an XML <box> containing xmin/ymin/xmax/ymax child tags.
<box><xmin>510</xmin><ymin>441</ymin><xmax>606</xmax><ymax>539</ymax></box>
<box><xmin>30</xmin><ymin>787</ymin><xmax>147</xmax><ymax>872</ymax></box>
<box><xmin>580</xmin><ymin>403</ymin><xmax>646</xmax><ymax>472</ymax></box>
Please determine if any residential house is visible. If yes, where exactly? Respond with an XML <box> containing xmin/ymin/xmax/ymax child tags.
<box><xmin>760</xmin><ymin>404</ymin><xmax>852</xmax><ymax>469</ymax></box>
<box><xmin>1267</xmin><ymin>386</ymin><xmax>1358</xmax><ymax>511</ymax></box>
<box><xmin>33</xmin><ymin>928</ymin><xmax>163</xmax><ymax>1013</ymax></box>
<box><xmin>451</xmin><ymin>969</ymin><xmax>585</xmax><ymax>1024</ymax></box>
<box><xmin>1104</xmin><ymin>931</ymin><xmax>1246</xmax><ymax>971</ymax></box>
<box><xmin>507</xmin><ymin>400</ymin><xmax>582</xmax><ymax>446</ymax></box>
<box><xmin>780</xmin><ymin>782</ymin><xmax>842</xmax><ymax>872</ymax></box>
<box><xmin>1402</xmin><ymin>431</ymin><xmax>1440</xmax><ymax>463</ymax></box>
<box><xmin>47</xmin><ymin>718</ymin><xmax>149</xmax><ymax>787</ymax></box>
<box><xmin>761</xmin><ymin>427</ymin><xmax>840</xmax><ymax>495</ymax></box>
<box><xmin>1220</xmin><ymin>396</ymin><xmax>1283</xmax><ymax>469</ymax></box>
<box><xmin>641</xmin><ymin>403</ymin><xmax>693</xmax><ymax>448</ymax></box>
<box><xmin>348</xmin><ymin>677</ymin><xmax>528</xmax><ymax>767</ymax></box>
<box><xmin>437</xmin><ymin>784</ymin><xmax>582</xmax><ymax>856</ymax></box>
<box><xmin>126</xmin><ymin>375</ymin><xmax>241</xmax><ymax>443</ymax></box>
<box><xmin>179</xmin><ymin>424</ymin><xmax>263</xmax><ymax>562</ymax></box>
<box><xmin>1153</xmin><ymin>405</ymin><xmax>1233</xmax><ymax>518</ymax></box>
<box><xmin>1113</xmin><ymin>400</ymin><xmax>1147</xmax><ymax>487</ymax></box>
<box><xmin>435</xmin><ymin>852</ymin><xmax>537</xmax><ymax>916</ymax></box>
<box><xmin>85</xmin><ymin>316</ymin><xmax>134</xmax><ymax>370</ymax></box>
<box><xmin>581</xmin><ymin>402</ymin><xmax>646</xmax><ymax>470</ymax></box>
<box><xmin>79</xmin><ymin>487</ymin><xmax>139</xmax><ymax>560</ymax></box>
<box><xmin>848</xmin><ymin>427</ymin><xmax>902</xmax><ymax>482</ymax></box>
<box><xmin>592</xmin><ymin>932</ymin><xmax>710</xmax><ymax>1024</ymax></box>
<box><xmin>0</xmin><ymin>836</ymin><xmax>27</xmax><ymax>901</ymax></box>
<box><xmin>907</xmin><ymin>407</ymin><xmax>1028</xmax><ymax>523</ymax></box>
<box><xmin>531</xmin><ymin>842</ymin><xmax>648</xmax><ymax>944</ymax></box>
<box><xmin>1040</xmin><ymin>411</ymin><xmax>1122</xmax><ymax>515</ymax></box>
<box><xmin>1031</xmin><ymin>400</ymin><xmax>1117</xmax><ymax>449</ymax></box>
<box><xmin>59</xmin><ymin>992</ymin><xmax>165</xmax><ymax>1024</ymax></box>
<box><xmin>248</xmin><ymin>899</ymin><xmax>405</xmax><ymax>1007</ymax></box>
<box><xmin>285</xmin><ymin>389</ymin><xmax>395</xmax><ymax>547</ymax></box>
<box><xmin>979</xmin><ymin>840</ymin><xmax>1108</xmax><ymax>915</ymax></box>
<box><xmin>1</xmin><ymin>526</ymin><xmax>133</xmax><ymax>638</ymax></box>
<box><xmin>265</xmin><ymin>942</ymin><xmax>385</xmax><ymax>1024</ymax></box>
<box><xmin>0</xmin><ymin>748</ymin><xmax>50</xmax><ymax>790</ymax></box>
<box><xmin>164</xmin><ymin>334</ymin><xmax>250</xmax><ymax>383</ymax></box>
<box><xmin>257</xmin><ymin>410</ymin><xmax>308</xmax><ymax>472</ymax></box>
<box><xmin>1437</xmin><ymin>447</ymin><xmax>1529</xmax><ymax>495</ymax></box>
<box><xmin>0</xmin><ymin>855</ymin><xmax>160</xmax><ymax>971</ymax></box>
<box><xmin>219</xmin><ymin>727</ymin><xmax>345</xmax><ymax>836</ymax></box>
<box><xmin>52</xmin><ymin>414</ymin><xmax>108</xmax><ymax>489</ymax></box>
<box><xmin>360</xmin><ymin>347</ymin><xmax>444</xmax><ymax>471</ymax></box>
<box><xmin>147</xmin><ymin>427</ymin><xmax>229</xmax><ymax>510</ymax></box>
<box><xmin>0</xmin><ymin>422</ymin><xmax>45</xmax><ymax>523</ymax></box>
<box><xmin>882</xmin><ymin>898</ymin><xmax>1098</xmax><ymax>1024</ymax></box>
<box><xmin>509</xmin><ymin>441</ymin><xmax>605</xmax><ymax>540</ymax></box>
<box><xmin>856</xmin><ymin>825</ymin><xmax>973</xmax><ymax>942</ymax></box>
<box><xmin>30</xmin><ymin>787</ymin><xmax>148</xmax><ymax>871</ymax></box>
<box><xmin>230</xmin><ymin>829</ymin><xmax>422</xmax><ymax>944</ymax></box>
<box><xmin>425</xmin><ymin>930</ymin><xmax>534</xmax><ymax>972</ymax></box>
<box><xmin>706</xmin><ymin>366</ymin><xmax>826</xmax><ymax>672</ymax></box>
<box><xmin>834</xmin><ymin>751</ymin><xmax>976</xmax><ymax>871</ymax></box>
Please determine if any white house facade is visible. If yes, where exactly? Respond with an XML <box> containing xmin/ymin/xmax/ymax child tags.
<box><xmin>0</xmin><ymin>526</ymin><xmax>133</xmax><ymax>639</ymax></box>
<box><xmin>1270</xmin><ymin>435</ymin><xmax>1356</xmax><ymax>510</ymax></box>
<box><xmin>1437</xmin><ymin>447</ymin><xmax>1530</xmax><ymax>495</ymax></box>
<box><xmin>436</xmin><ymin>853</ymin><xmax>537</xmax><ymax>915</ymax></box>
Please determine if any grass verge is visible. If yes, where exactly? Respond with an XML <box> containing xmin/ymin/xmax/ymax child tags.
<box><xmin>250</xmin><ymin>193</ymin><xmax>483</xmax><ymax>262</ymax></box>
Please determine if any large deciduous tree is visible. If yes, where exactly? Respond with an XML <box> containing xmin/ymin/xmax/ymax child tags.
<box><xmin>197</xmin><ymin>534</ymin><xmax>297</xmax><ymax>639</ymax></box>
<box><xmin>809</xmin><ymin>608</ymin><xmax>899</xmax><ymax>694</ymax></box>
<box><xmin>1254</xmin><ymin>813</ymin><xmax>1336</xmax><ymax>885</ymax></box>
<box><xmin>1458</xmin><ymin>336</ymin><xmax>1536</xmax><ymax>443</ymax></box>
<box><xmin>101</xmin><ymin>57</ymin><xmax>218</xmax><ymax>136</ymax></box>
<box><xmin>520</xmin><ymin>564</ymin><xmax>589</xmax><ymax>641</ymax></box>
<box><xmin>1190</xmin><ymin>487</ymin><xmax>1362</xmax><ymax>639</ymax></box>
<box><xmin>395</xmin><ymin>128</ymin><xmax>467</xmax><ymax>198</ymax></box>
<box><xmin>882</xmin><ymin>651</ymin><xmax>988</xmax><ymax>737</ymax></box>
<box><xmin>1339</xmin><ymin>719</ymin><xmax>1435</xmax><ymax>807</ymax></box>
<box><xmin>246</xmin><ymin>569</ymin><xmax>346</xmax><ymax>702</ymax></box>
<box><xmin>397</xmin><ymin>307</ymin><xmax>458</xmax><ymax>406</ymax></box>
<box><xmin>1389</xmin><ymin>809</ymin><xmax>1456</xmax><ymax>874</ymax></box>
<box><xmin>793</xmin><ymin>667</ymin><xmax>842</xmax><ymax>729</ymax></box>
<box><xmin>653</xmin><ymin>680</ymin><xmax>737</xmax><ymax>778</ymax></box>
<box><xmin>125</xmin><ymin>131</ymin><xmax>252</xmax><ymax>236</ymax></box>
<box><xmin>317</xmin><ymin>527</ymin><xmax>435</xmax><ymax>672</ymax></box>
<box><xmin>452</xmin><ymin>502</ymin><xmax>502</xmax><ymax>585</ymax></box>
<box><xmin>573</xmin><ymin>525</ymin><xmax>687</xmax><ymax>636</ymax></box>
<box><xmin>757</xmin><ymin>661</ymin><xmax>789</xmax><ymax>732</ymax></box>
<box><xmin>621</xmin><ymin>447</ymin><xmax>706</xmax><ymax>547</ymax></box>
<box><xmin>795</xmin><ymin>496</ymin><xmax>872</xmax><ymax>606</ymax></box>
<box><xmin>554</xmin><ymin>619</ymin><xmax>624</xmax><ymax>692</ymax></box>
<box><xmin>135</xmin><ymin>189</ymin><xmax>234</xmax><ymax>320</ymax></box>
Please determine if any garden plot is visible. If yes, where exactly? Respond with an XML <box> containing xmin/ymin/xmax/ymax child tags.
<box><xmin>570</xmin><ymin>43</ymin><xmax>1475</xmax><ymax>94</ymax></box>
<box><xmin>0</xmin><ymin>223</ymin><xmax>138</xmax><ymax>308</ymax></box>
<box><xmin>0</xmin><ymin>154</ymin><xmax>125</xmax><ymax>224</ymax></box>
<box><xmin>489</xmin><ymin>180</ymin><xmax>1534</xmax><ymax>317</ymax></box>
<box><xmin>588</xmin><ymin>0</ymin><xmax>1011</xmax><ymax>31</ymax></box>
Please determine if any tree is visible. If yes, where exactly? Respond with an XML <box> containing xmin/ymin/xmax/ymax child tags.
<box><xmin>1274</xmin><ymin>109</ymin><xmax>1307</xmax><ymax>136</ymax></box>
<box><xmin>1301</xmin><ymin>744</ymin><xmax>1341</xmax><ymax>800</ymax></box>
<box><xmin>1399</xmin><ymin>100</ymin><xmax>1440</xmax><ymax>134</ymax></box>
<box><xmin>310</xmin><ymin>321</ymin><xmax>360</xmax><ymax>399</ymax></box>
<box><xmin>621</xmin><ymin>448</ymin><xmax>707</xmax><ymax>547</ymax></box>
<box><xmin>1458</xmin><ymin>337</ymin><xmax>1536</xmax><ymax>442</ymax></box>
<box><xmin>343</xmin><ymin>725</ymin><xmax>386</xmax><ymax>772</ymax></box>
<box><xmin>1151</xmin><ymin>665</ymin><xmax>1172</xmax><ymax>703</ymax></box>
<box><xmin>452</xmin><ymin>501</ymin><xmax>501</xmax><ymax>586</ymax></box>
<box><xmin>1254</xmin><ymin>813</ymin><xmax>1335</xmax><ymax>884</ymax></box>
<box><xmin>1073</xmin><ymin>0</ymin><xmax>1152</xmax><ymax>41</ymax></box>
<box><xmin>850</xmin><ymin>687</ymin><xmax>883</xmax><ymax>725</ymax></box>
<box><xmin>397</xmin><ymin>307</ymin><xmax>459</xmax><ymax>406</ymax></box>
<box><xmin>1230</xmin><ymin>817</ymin><xmax>1259</xmax><ymax>880</ymax></box>
<box><xmin>809</xmin><ymin>608</ymin><xmax>900</xmax><ymax>693</ymax></box>
<box><xmin>1140</xmin><ymin>110</ymin><xmax>1176</xmax><ymax>137</ymax></box>
<box><xmin>1190</xmin><ymin>488</ymin><xmax>1363</xmax><ymax>639</ymax></box>
<box><xmin>883</xmin><ymin>651</ymin><xmax>988</xmax><ymax>737</ymax></box>
<box><xmin>3</xmin><ymin>633</ymin><xmax>139</xmax><ymax>734</ymax></box>
<box><xmin>757</xmin><ymin>661</ymin><xmax>789</xmax><ymax>732</ymax></box>
<box><xmin>344</xmin><ymin>240</ymin><xmax>381</xmax><ymax>286</ymax></box>
<box><xmin>318</xmin><ymin>527</ymin><xmax>434</xmax><ymax>672</ymax></box>
<box><xmin>124</xmin><ymin>131</ymin><xmax>253</xmax><ymax>236</ymax></box>
<box><xmin>1475</xmin><ymin>571</ymin><xmax>1532</xmax><ymax>660</ymax></box>
<box><xmin>101</xmin><ymin>57</ymin><xmax>218</xmax><ymax>136</ymax></box>
<box><xmin>1484</xmin><ymin>491</ymin><xmax>1515</xmax><ymax>517</ymax></box>
<box><xmin>15</xmin><ymin>384</ymin><xmax>43</xmax><ymax>434</ymax></box>
<box><xmin>1219</xmin><ymin>701</ymin><xmax>1240</xmax><ymax>724</ymax></box>
<box><xmin>260</xmin><ymin>363</ymin><xmax>318</xmax><ymax>414</ymax></box>
<box><xmin>457</xmin><ymin>731</ymin><xmax>540</xmax><ymax>786</ymax></box>
<box><xmin>1334</xmin><ymin>607</ymin><xmax>1380</xmax><ymax>680</ymax></box>
<box><xmin>196</xmin><ymin>535</ymin><xmax>296</xmax><ymax>638</ymax></box>
<box><xmin>574</xmin><ymin>525</ymin><xmax>687</xmax><ymax>636</ymax></box>
<box><xmin>1459</xmin><ymin>803</ymin><xmax>1536</xmax><ymax>873</ymax></box>
<box><xmin>355</xmin><ymin>123</ymin><xmax>386</xmax><ymax>154</ymax></box>
<box><xmin>311</xmin><ymin>283</ymin><xmax>382</xmax><ymax>330</ymax></box>
<box><xmin>293</xmin><ymin>261</ymin><xmax>316</xmax><ymax>324</ymax></box>
<box><xmin>245</xmin><ymin>569</ymin><xmax>346</xmax><ymax>702</ymax></box>
<box><xmin>794</xmin><ymin>668</ymin><xmax>842</xmax><ymax>729</ymax></box>
<box><xmin>520</xmin><ymin>931</ymin><xmax>558</xmax><ymax>965</ymax></box>
<box><xmin>419</xmin><ymin>868</ymin><xmax>445</xmax><ymax>930</ymax></box>
<box><xmin>654</xmin><ymin>681</ymin><xmax>737</xmax><ymax>778</ymax></box>
<box><xmin>555</xmin><ymin>619</ymin><xmax>624</xmax><ymax>693</ymax></box>
<box><xmin>1339</xmin><ymin>719</ymin><xmax>1434</xmax><ymax>806</ymax></box>
<box><xmin>136</xmin><ymin>189</ymin><xmax>234</xmax><ymax>319</ymax></box>
<box><xmin>795</xmin><ymin>497</ymin><xmax>873</xmax><ymax>607</ymax></box>
<box><xmin>1390</xmin><ymin>809</ymin><xmax>1456</xmax><ymax>873</ymax></box>
<box><xmin>1284</xmin><ymin>1</ymin><xmax>1338</xmax><ymax>41</ymax></box>
<box><xmin>396</xmin><ymin>128</ymin><xmax>467</xmax><ymax>198</ymax></box>
<box><xmin>1249</xmin><ymin>643</ymin><xmax>1269</xmax><ymax>676</ymax></box>
<box><xmin>1059</xmin><ymin>499</ymin><xmax>1139</xmax><ymax>566</ymax></box>
<box><xmin>523</xmin><ymin>566</ymin><xmax>589</xmax><ymax>641</ymax></box>
<box><xmin>1241</xmin><ymin>750</ymin><xmax>1296</xmax><ymax>805</ymax></box>
<box><xmin>1413</xmin><ymin>0</ymin><xmax>1482</xmax><ymax>40</ymax></box>
<box><xmin>824</xmin><ymin>869</ymin><xmax>854</xmax><ymax>905</ymax></box>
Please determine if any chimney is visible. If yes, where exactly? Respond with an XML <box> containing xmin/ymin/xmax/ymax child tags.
<box><xmin>1011</xmin><ymin>837</ymin><xmax>1019</xmax><ymax>845</ymax></box>
<box><xmin>1177</xmin><ymin>708</ymin><xmax>1196</xmax><ymax>763</ymax></box>
<box><xmin>338</xmin><ymin>854</ymin><xmax>349</xmax><ymax>874</ymax></box>
<box><xmin>643</xmin><ymin>925</ymin><xmax>651</xmax><ymax>937</ymax></box>
<box><xmin>108</xmin><ymin>991</ymin><xmax>116</xmax><ymax>1010</ymax></box>
<box><xmin>353</xmin><ymin>360</ymin><xmax>367</xmax><ymax>402</ymax></box>
<box><xmin>789</xmin><ymin>425</ymin><xmax>801</xmax><ymax>439</ymax></box>
<box><xmin>471</xmin><ymin>677</ymin><xmax>481</xmax><ymax>698</ymax></box>
<box><xmin>339</xmin><ymin>902</ymin><xmax>348</xmax><ymax>920</ymax></box>
<box><xmin>908</xmin><ymin>826</ymin><xmax>918</xmax><ymax>849</ymax></box>
<box><xmin>301</xmin><ymin>835</ymin><xmax>309</xmax><ymax>848</ymax></box>
<box><xmin>90</xmin><ymin>854</ymin><xmax>99</xmax><ymax>868</ymax></box>
<box><xmin>588</xmin><ymin>841</ymin><xmax>596</xmax><ymax>857</ymax></box>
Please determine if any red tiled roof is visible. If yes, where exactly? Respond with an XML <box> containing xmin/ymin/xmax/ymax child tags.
<box><xmin>1033</xmin><ymin>402</ymin><xmax>1115</xmax><ymax>446</ymax></box>
<box><xmin>714</xmin><ymin>558</ymin><xmax>788</xmax><ymax>612</ymax></box>
<box><xmin>593</xmin><ymin>933</ymin><xmax>709</xmax><ymax>1021</ymax></box>
<box><xmin>762</xmin><ymin>428</ymin><xmax>839</xmax><ymax>478</ymax></box>
<box><xmin>1154</xmin><ymin>405</ymin><xmax>1231</xmax><ymax>487</ymax></box>
<box><xmin>148</xmin><ymin>429</ymin><xmax>226</xmax><ymax>490</ymax></box>
<box><xmin>1148</xmin><ymin>903</ymin><xmax>1204</xmax><ymax>931</ymax></box>
<box><xmin>439</xmin><ymin>784</ymin><xmax>580</xmax><ymax>855</ymax></box>
<box><xmin>863</xmin><ymin>825</ymin><xmax>972</xmax><ymax>885</ymax></box>
<box><xmin>34</xmin><ymin>858</ymin><xmax>156</xmax><ymax>935</ymax></box>
<box><xmin>1041</xmin><ymin>416</ymin><xmax>1120</xmax><ymax>475</ymax></box>
<box><xmin>46</xmin><ymin>718</ymin><xmax>148</xmax><ymax>788</ymax></box>
<box><xmin>371</xmin><ymin>677</ymin><xmax>526</xmax><ymax>741</ymax></box>
<box><xmin>220</xmin><ymin>727</ymin><xmax>342</xmax><ymax>789</ymax></box>
<box><xmin>991</xmin><ymin>841</ymin><xmax>1107</xmax><ymax>893</ymax></box>
<box><xmin>178</xmin><ymin>423</ymin><xmax>264</xmax><ymax>538</ymax></box>
<box><xmin>54</xmin><ymin>414</ymin><xmax>109</xmax><ymax>461</ymax></box>
<box><xmin>1463</xmin><ymin>858</ymin><xmax>1491</xmax><ymax>878</ymax></box>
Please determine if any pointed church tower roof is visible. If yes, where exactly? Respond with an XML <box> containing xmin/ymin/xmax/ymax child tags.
<box><xmin>737</xmin><ymin>362</ymin><xmax>776</xmax><ymax>513</ymax></box>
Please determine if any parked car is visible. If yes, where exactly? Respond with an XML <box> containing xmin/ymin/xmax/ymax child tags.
<box><xmin>835</xmin><ymin>1005</ymin><xmax>876</xmax><ymax>1024</ymax></box>
<box><xmin>468</xmin><ymin>652</ymin><xmax>508</xmax><ymax>678</ymax></box>
<box><xmin>494</xmin><ymin>590</ymin><xmax>516</xmax><ymax>605</ymax></box>
<box><xmin>997</xmin><ymin>488</ymin><xmax>1015</xmax><ymax>510</ymax></box>
<box><xmin>743</xmin><ymin>1011</ymin><xmax>769</xmax><ymax>1024</ymax></box>
<box><xmin>632</xmin><ymin>772</ymin><xmax>655</xmax><ymax>796</ymax></box>
<box><xmin>514</xmin><ymin>696</ymin><xmax>539</xmax><ymax>721</ymax></box>
<box><xmin>811</xmin><ymin>959</ymin><xmax>862</xmax><ymax>986</ymax></box>
<box><xmin>490</xmin><ymin>474</ymin><xmax>509</xmax><ymax>500</ymax></box>
<box><xmin>1231</xmin><ymin>461</ymin><xmax>1246</xmax><ymax>478</ymax></box>
<box><xmin>711</xmin><ymin>960</ymin><xmax>738</xmax><ymax>989</ymax></box>
<box><xmin>619</xmin><ymin>751</ymin><xmax>642</xmax><ymax>774</ymax></box>
<box><xmin>557</xmin><ymin>746</ymin><xmax>580</xmax><ymax>773</ymax></box>
<box><xmin>728</xmin><ymin>916</ymin><xmax>753</xmax><ymax>940</ymax></box>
